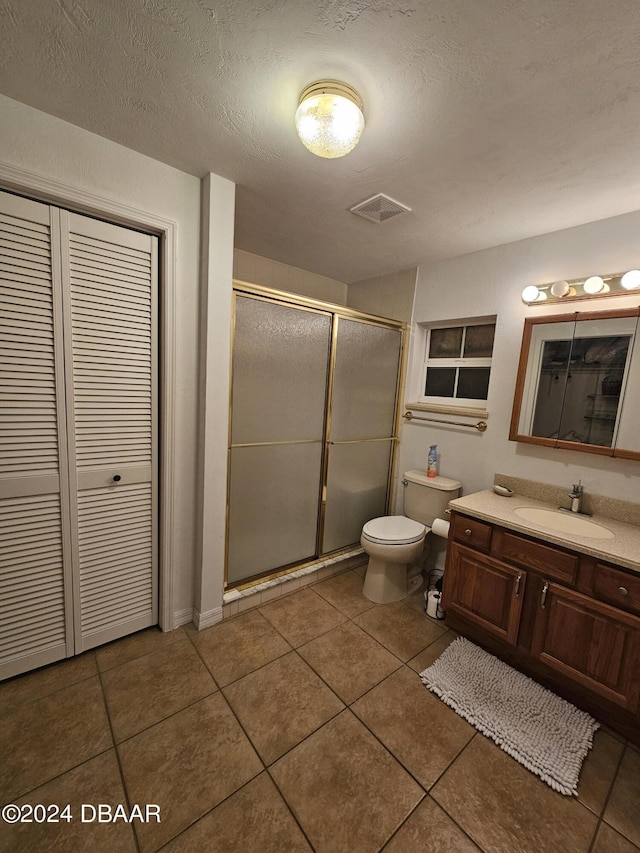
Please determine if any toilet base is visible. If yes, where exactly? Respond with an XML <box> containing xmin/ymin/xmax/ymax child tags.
<box><xmin>362</xmin><ymin>555</ymin><xmax>423</xmax><ymax>604</ymax></box>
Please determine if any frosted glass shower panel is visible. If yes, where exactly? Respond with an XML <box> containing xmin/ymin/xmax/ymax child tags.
<box><xmin>330</xmin><ymin>320</ymin><xmax>402</xmax><ymax>441</ymax></box>
<box><xmin>227</xmin><ymin>443</ymin><xmax>323</xmax><ymax>583</ymax></box>
<box><xmin>231</xmin><ymin>296</ymin><xmax>331</xmax><ymax>444</ymax></box>
<box><xmin>322</xmin><ymin>440</ymin><xmax>393</xmax><ymax>553</ymax></box>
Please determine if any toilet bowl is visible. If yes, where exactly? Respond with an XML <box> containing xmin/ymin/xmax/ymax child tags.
<box><xmin>360</xmin><ymin>471</ymin><xmax>461</xmax><ymax>604</ymax></box>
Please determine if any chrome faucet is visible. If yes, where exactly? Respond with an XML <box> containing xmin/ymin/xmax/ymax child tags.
<box><xmin>569</xmin><ymin>481</ymin><xmax>583</xmax><ymax>513</ymax></box>
<box><xmin>560</xmin><ymin>480</ymin><xmax>585</xmax><ymax>514</ymax></box>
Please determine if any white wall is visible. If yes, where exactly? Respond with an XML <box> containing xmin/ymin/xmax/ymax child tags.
<box><xmin>0</xmin><ymin>94</ymin><xmax>233</xmax><ymax>622</ymax></box>
<box><xmin>400</xmin><ymin>212</ymin><xmax>640</xmax><ymax>502</ymax></box>
<box><xmin>234</xmin><ymin>248</ymin><xmax>347</xmax><ymax>304</ymax></box>
<box><xmin>347</xmin><ymin>266</ymin><xmax>417</xmax><ymax>323</ymax></box>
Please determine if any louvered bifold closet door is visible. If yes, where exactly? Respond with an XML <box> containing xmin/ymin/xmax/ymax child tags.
<box><xmin>61</xmin><ymin>212</ymin><xmax>158</xmax><ymax>651</ymax></box>
<box><xmin>0</xmin><ymin>191</ymin><xmax>73</xmax><ymax>679</ymax></box>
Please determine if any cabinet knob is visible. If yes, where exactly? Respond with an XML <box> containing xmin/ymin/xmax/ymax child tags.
<box><xmin>464</xmin><ymin>529</ymin><xmax>472</xmax><ymax>536</ymax></box>
<box><xmin>618</xmin><ymin>586</ymin><xmax>628</xmax><ymax>596</ymax></box>
<box><xmin>113</xmin><ymin>474</ymin><xmax>122</xmax><ymax>483</ymax></box>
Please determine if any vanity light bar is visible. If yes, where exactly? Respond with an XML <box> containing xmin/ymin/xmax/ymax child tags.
<box><xmin>521</xmin><ymin>269</ymin><xmax>640</xmax><ymax>305</ymax></box>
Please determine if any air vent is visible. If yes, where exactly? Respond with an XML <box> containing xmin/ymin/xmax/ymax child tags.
<box><xmin>349</xmin><ymin>193</ymin><xmax>411</xmax><ymax>224</ymax></box>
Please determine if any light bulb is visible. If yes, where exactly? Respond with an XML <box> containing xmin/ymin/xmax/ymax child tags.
<box><xmin>295</xmin><ymin>81</ymin><xmax>364</xmax><ymax>159</ymax></box>
<box><xmin>621</xmin><ymin>269</ymin><xmax>640</xmax><ymax>290</ymax></box>
<box><xmin>550</xmin><ymin>280</ymin><xmax>570</xmax><ymax>298</ymax></box>
<box><xmin>522</xmin><ymin>285</ymin><xmax>540</xmax><ymax>303</ymax></box>
<box><xmin>583</xmin><ymin>276</ymin><xmax>605</xmax><ymax>294</ymax></box>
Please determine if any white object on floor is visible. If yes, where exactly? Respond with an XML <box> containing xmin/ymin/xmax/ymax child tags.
<box><xmin>425</xmin><ymin>589</ymin><xmax>445</xmax><ymax>619</ymax></box>
<box><xmin>419</xmin><ymin>637</ymin><xmax>599</xmax><ymax>796</ymax></box>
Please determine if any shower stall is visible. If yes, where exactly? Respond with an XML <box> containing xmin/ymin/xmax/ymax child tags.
<box><xmin>226</xmin><ymin>284</ymin><xmax>405</xmax><ymax>588</ymax></box>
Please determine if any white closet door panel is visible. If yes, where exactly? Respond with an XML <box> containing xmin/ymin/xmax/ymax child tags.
<box><xmin>76</xmin><ymin>483</ymin><xmax>154</xmax><ymax>646</ymax></box>
<box><xmin>0</xmin><ymin>193</ymin><xmax>72</xmax><ymax>680</ymax></box>
<box><xmin>63</xmin><ymin>212</ymin><xmax>157</xmax><ymax>650</ymax></box>
<box><xmin>0</xmin><ymin>201</ymin><xmax>60</xmax><ymax>478</ymax></box>
<box><xmin>67</xmin><ymin>216</ymin><xmax>155</xmax><ymax>473</ymax></box>
<box><xmin>0</xmin><ymin>490</ymin><xmax>67</xmax><ymax>678</ymax></box>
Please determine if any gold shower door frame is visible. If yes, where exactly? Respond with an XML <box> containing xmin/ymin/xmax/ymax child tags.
<box><xmin>225</xmin><ymin>282</ymin><xmax>407</xmax><ymax>590</ymax></box>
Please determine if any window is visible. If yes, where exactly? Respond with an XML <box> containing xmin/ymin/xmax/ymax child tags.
<box><xmin>421</xmin><ymin>320</ymin><xmax>495</xmax><ymax>407</ymax></box>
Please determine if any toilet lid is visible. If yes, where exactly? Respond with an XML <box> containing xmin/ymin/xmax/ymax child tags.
<box><xmin>362</xmin><ymin>516</ymin><xmax>426</xmax><ymax>545</ymax></box>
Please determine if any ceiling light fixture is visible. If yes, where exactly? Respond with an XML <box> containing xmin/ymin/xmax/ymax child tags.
<box><xmin>295</xmin><ymin>80</ymin><xmax>365</xmax><ymax>159</ymax></box>
<box><xmin>522</xmin><ymin>269</ymin><xmax>640</xmax><ymax>305</ymax></box>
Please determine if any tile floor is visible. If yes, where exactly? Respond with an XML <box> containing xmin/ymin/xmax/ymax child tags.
<box><xmin>1</xmin><ymin>567</ymin><xmax>639</xmax><ymax>853</ymax></box>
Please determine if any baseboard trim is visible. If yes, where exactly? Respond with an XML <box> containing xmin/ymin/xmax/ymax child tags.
<box><xmin>173</xmin><ymin>608</ymin><xmax>194</xmax><ymax>628</ymax></box>
<box><xmin>192</xmin><ymin>606</ymin><xmax>223</xmax><ymax>630</ymax></box>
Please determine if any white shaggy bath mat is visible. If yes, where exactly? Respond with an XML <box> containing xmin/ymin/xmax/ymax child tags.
<box><xmin>419</xmin><ymin>637</ymin><xmax>599</xmax><ymax>795</ymax></box>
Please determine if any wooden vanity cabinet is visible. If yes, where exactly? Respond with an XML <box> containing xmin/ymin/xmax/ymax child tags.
<box><xmin>445</xmin><ymin>543</ymin><xmax>525</xmax><ymax>644</ymax></box>
<box><xmin>444</xmin><ymin>511</ymin><xmax>640</xmax><ymax>741</ymax></box>
<box><xmin>530</xmin><ymin>583</ymin><xmax>640</xmax><ymax>712</ymax></box>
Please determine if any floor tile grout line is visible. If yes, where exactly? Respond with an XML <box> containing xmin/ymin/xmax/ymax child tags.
<box><xmin>182</xmin><ymin>621</ymin><xmax>227</xmax><ymax>692</ymax></box>
<box><xmin>260</xmin><ymin>703</ymin><xmax>437</xmax><ymax>853</ymax></box>
<box><xmin>7</xmin><ymin>745</ymin><xmax>115</xmax><ymax>807</ymax></box>
<box><xmin>585</xmin><ymin>742</ymin><xmax>633</xmax><ymax>853</ymax></box>
<box><xmin>264</xmin><ymin>765</ymin><xmax>319</xmax><ymax>853</ymax></box>
<box><xmin>148</xmin><ymin>766</ymin><xmax>267</xmax><ymax>851</ymax></box>
<box><xmin>376</xmin><ymin>793</ymin><xmax>429</xmax><ymax>852</ymax></box>
<box><xmin>346</xmin><ymin>670</ymin><xmax>472</xmax><ymax>797</ymax></box>
<box><xmin>190</xmin><ymin>602</ymin><xmax>421</xmax><ymax>773</ymax></box>
<box><xmin>377</xmin><ymin>791</ymin><xmax>484</xmax><ymax>853</ymax></box>
<box><xmin>129</xmin><ymin>685</ymin><xmax>269</xmax><ymax>851</ymax></box>
<box><xmin>95</xmin><ymin>627</ymin><xmax>188</xmax><ymax>675</ymax></box>
<box><xmin>107</xmin><ymin>680</ymin><xmax>220</xmax><ymax>748</ymax></box>
<box><xmin>210</xmin><ymin>587</ymin><xmax>449</xmax><ymax>714</ymax></box>
<box><xmin>423</xmin><ymin>732</ymin><xmax>499</xmax><ymax>853</ymax></box>
<box><xmin>99</xmin><ymin>619</ymin><xmax>220</xmax><ymax>739</ymax></box>
<box><xmin>138</xmin><ymin>676</ymin><xmax>267</xmax><ymax>849</ymax></box>
<box><xmin>0</xmin><ymin>651</ymin><xmax>99</xmax><ymax>712</ymax></box>
<box><xmin>96</xmin><ymin>664</ymin><xmax>141</xmax><ymax>853</ymax></box>
<box><xmin>145</xmin><ymin>576</ymin><xmax>369</xmax><ymax>849</ymax></box>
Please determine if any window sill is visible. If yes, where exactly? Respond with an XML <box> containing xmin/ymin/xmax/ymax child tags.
<box><xmin>405</xmin><ymin>401</ymin><xmax>489</xmax><ymax>419</ymax></box>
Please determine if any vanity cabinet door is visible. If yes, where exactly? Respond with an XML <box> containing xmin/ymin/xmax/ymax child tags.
<box><xmin>531</xmin><ymin>582</ymin><xmax>640</xmax><ymax>712</ymax></box>
<box><xmin>444</xmin><ymin>543</ymin><xmax>526</xmax><ymax>644</ymax></box>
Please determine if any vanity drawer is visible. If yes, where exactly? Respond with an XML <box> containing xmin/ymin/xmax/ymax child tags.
<box><xmin>594</xmin><ymin>564</ymin><xmax>640</xmax><ymax>616</ymax></box>
<box><xmin>451</xmin><ymin>515</ymin><xmax>492</xmax><ymax>552</ymax></box>
<box><xmin>500</xmin><ymin>532</ymin><xmax>578</xmax><ymax>583</ymax></box>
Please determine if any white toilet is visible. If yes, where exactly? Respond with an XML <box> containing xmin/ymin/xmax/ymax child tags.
<box><xmin>361</xmin><ymin>470</ymin><xmax>461</xmax><ymax>604</ymax></box>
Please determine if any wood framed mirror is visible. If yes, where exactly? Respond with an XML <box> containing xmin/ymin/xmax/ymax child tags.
<box><xmin>509</xmin><ymin>307</ymin><xmax>640</xmax><ymax>460</ymax></box>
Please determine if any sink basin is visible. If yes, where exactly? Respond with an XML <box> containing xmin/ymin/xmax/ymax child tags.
<box><xmin>513</xmin><ymin>507</ymin><xmax>614</xmax><ymax>539</ymax></box>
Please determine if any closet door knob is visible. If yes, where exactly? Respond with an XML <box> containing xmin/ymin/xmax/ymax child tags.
<box><xmin>113</xmin><ymin>475</ymin><xmax>122</xmax><ymax>482</ymax></box>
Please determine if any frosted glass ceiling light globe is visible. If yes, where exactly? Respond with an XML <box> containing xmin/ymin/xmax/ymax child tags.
<box><xmin>621</xmin><ymin>269</ymin><xmax>640</xmax><ymax>290</ymax></box>
<box><xmin>295</xmin><ymin>81</ymin><xmax>365</xmax><ymax>159</ymax></box>
<box><xmin>583</xmin><ymin>276</ymin><xmax>605</xmax><ymax>294</ymax></box>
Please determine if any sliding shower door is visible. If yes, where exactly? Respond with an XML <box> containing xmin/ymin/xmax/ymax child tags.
<box><xmin>227</xmin><ymin>289</ymin><xmax>403</xmax><ymax>588</ymax></box>
<box><xmin>227</xmin><ymin>295</ymin><xmax>331</xmax><ymax>584</ymax></box>
<box><xmin>322</xmin><ymin>318</ymin><xmax>402</xmax><ymax>552</ymax></box>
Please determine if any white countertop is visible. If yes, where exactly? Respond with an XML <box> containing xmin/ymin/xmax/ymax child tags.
<box><xmin>448</xmin><ymin>490</ymin><xmax>640</xmax><ymax>574</ymax></box>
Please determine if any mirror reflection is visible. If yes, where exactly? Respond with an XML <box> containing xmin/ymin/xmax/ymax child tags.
<box><xmin>510</xmin><ymin>309</ymin><xmax>640</xmax><ymax>458</ymax></box>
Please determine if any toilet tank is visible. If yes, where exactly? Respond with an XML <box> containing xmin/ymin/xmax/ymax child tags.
<box><xmin>402</xmin><ymin>469</ymin><xmax>461</xmax><ymax>527</ymax></box>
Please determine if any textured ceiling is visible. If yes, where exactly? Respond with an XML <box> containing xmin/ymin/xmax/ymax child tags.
<box><xmin>2</xmin><ymin>0</ymin><xmax>640</xmax><ymax>282</ymax></box>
